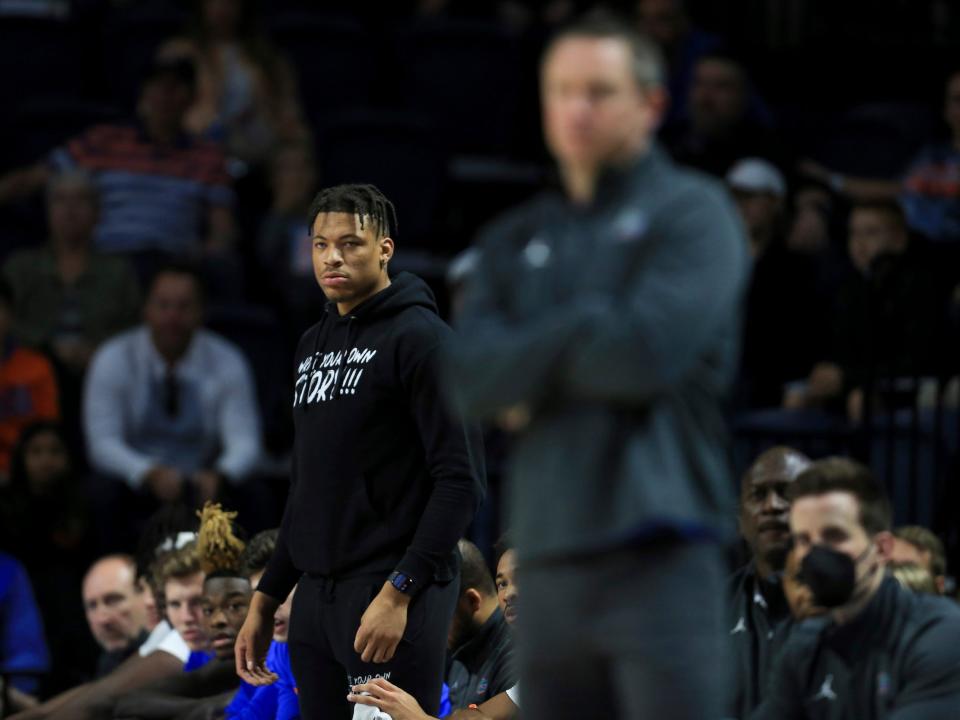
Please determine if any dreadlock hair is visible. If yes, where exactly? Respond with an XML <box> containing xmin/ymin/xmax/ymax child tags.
<box><xmin>196</xmin><ymin>502</ymin><xmax>247</xmax><ymax>579</ymax></box>
<box><xmin>307</xmin><ymin>183</ymin><xmax>398</xmax><ymax>239</ymax></box>
<box><xmin>239</xmin><ymin>528</ymin><xmax>279</xmax><ymax>579</ymax></box>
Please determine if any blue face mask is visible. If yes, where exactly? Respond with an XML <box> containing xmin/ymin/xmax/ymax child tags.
<box><xmin>797</xmin><ymin>544</ymin><xmax>873</xmax><ymax>608</ymax></box>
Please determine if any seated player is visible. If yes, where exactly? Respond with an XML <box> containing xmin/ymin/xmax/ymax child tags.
<box><xmin>110</xmin><ymin>503</ymin><xmax>252</xmax><ymax>719</ymax></box>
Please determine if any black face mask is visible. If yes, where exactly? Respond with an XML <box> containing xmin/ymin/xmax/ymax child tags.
<box><xmin>798</xmin><ymin>544</ymin><xmax>872</xmax><ymax>608</ymax></box>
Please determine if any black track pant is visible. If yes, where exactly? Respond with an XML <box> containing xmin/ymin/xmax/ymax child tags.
<box><xmin>288</xmin><ymin>572</ymin><xmax>458</xmax><ymax>719</ymax></box>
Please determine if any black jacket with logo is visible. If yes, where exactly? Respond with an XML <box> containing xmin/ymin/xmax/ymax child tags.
<box><xmin>258</xmin><ymin>273</ymin><xmax>485</xmax><ymax>601</ymax></box>
<box><xmin>751</xmin><ymin>577</ymin><xmax>960</xmax><ymax>720</ymax></box>
<box><xmin>446</xmin><ymin>607</ymin><xmax>516</xmax><ymax>710</ymax></box>
<box><xmin>729</xmin><ymin>562</ymin><xmax>791</xmax><ymax>719</ymax></box>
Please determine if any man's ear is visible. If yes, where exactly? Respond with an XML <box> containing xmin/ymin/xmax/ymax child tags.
<box><xmin>380</xmin><ymin>236</ymin><xmax>395</xmax><ymax>264</ymax></box>
<box><xmin>875</xmin><ymin>531</ymin><xmax>896</xmax><ymax>564</ymax></box>
<box><xmin>463</xmin><ymin>588</ymin><xmax>482</xmax><ymax>614</ymax></box>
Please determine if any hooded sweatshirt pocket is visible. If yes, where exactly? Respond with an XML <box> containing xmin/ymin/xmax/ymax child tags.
<box><xmin>289</xmin><ymin>472</ymin><xmax>391</xmax><ymax>575</ymax></box>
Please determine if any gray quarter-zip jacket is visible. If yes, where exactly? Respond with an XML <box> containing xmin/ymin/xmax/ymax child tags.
<box><xmin>445</xmin><ymin>144</ymin><xmax>750</xmax><ymax>561</ymax></box>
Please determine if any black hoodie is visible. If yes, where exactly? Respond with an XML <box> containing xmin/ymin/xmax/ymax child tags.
<box><xmin>258</xmin><ymin>273</ymin><xmax>485</xmax><ymax>601</ymax></box>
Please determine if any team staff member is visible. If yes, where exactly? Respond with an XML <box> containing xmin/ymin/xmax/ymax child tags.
<box><xmin>445</xmin><ymin>10</ymin><xmax>749</xmax><ymax>720</ymax></box>
<box><xmin>752</xmin><ymin>458</ymin><xmax>960</xmax><ymax>719</ymax></box>
<box><xmin>235</xmin><ymin>184</ymin><xmax>485</xmax><ymax>718</ymax></box>
<box><xmin>730</xmin><ymin>447</ymin><xmax>811</xmax><ymax>718</ymax></box>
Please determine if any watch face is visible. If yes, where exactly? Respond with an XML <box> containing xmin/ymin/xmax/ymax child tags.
<box><xmin>391</xmin><ymin>572</ymin><xmax>414</xmax><ymax>594</ymax></box>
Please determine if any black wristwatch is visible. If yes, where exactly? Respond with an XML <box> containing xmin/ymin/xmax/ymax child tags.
<box><xmin>388</xmin><ymin>571</ymin><xmax>416</xmax><ymax>596</ymax></box>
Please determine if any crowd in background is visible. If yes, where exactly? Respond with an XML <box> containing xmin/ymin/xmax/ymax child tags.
<box><xmin>1</xmin><ymin>0</ymin><xmax>959</xmax><ymax>714</ymax></box>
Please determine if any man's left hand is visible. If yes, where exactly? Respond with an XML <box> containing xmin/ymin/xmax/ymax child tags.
<box><xmin>353</xmin><ymin>582</ymin><xmax>410</xmax><ymax>663</ymax></box>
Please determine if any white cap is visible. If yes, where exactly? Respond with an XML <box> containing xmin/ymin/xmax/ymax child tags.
<box><xmin>726</xmin><ymin>157</ymin><xmax>786</xmax><ymax>197</ymax></box>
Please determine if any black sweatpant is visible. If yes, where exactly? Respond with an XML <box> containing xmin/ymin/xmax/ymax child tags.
<box><xmin>517</xmin><ymin>540</ymin><xmax>730</xmax><ymax>720</ymax></box>
<box><xmin>288</xmin><ymin>572</ymin><xmax>458</xmax><ymax>718</ymax></box>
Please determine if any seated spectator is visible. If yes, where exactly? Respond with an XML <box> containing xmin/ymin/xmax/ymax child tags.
<box><xmin>634</xmin><ymin>0</ymin><xmax>723</xmax><ymax>129</ymax></box>
<box><xmin>783</xmin><ymin>201</ymin><xmax>946</xmax><ymax>422</ymax></box>
<box><xmin>891</xmin><ymin>525</ymin><xmax>948</xmax><ymax>595</ymax></box>
<box><xmin>348</xmin><ymin>538</ymin><xmax>521</xmax><ymax>720</ymax></box>
<box><xmin>0</xmin><ymin>552</ymin><xmax>50</xmax><ymax>702</ymax></box>
<box><xmin>157</xmin><ymin>0</ymin><xmax>308</xmax><ymax>168</ymax></box>
<box><xmin>0</xmin><ymin>57</ymin><xmax>236</xmax><ymax>263</ymax></box>
<box><xmin>82</xmin><ymin>555</ymin><xmax>152</xmax><ymax>678</ymax></box>
<box><xmin>801</xmin><ymin>69</ymin><xmax>960</xmax><ymax>245</ymax></box>
<box><xmin>446</xmin><ymin>539</ymin><xmax>516</xmax><ymax>710</ymax></box>
<box><xmin>728</xmin><ymin>157</ymin><xmax>787</xmax><ymax>258</ymax></box>
<box><xmin>0</xmin><ymin>279</ymin><xmax>59</xmax><ymax>484</ymax></box>
<box><xmin>729</xmin><ymin>446</ymin><xmax>811</xmax><ymax>720</ymax></box>
<box><xmin>889</xmin><ymin>561</ymin><xmax>939</xmax><ymax>595</ymax></box>
<box><xmin>0</xmin><ymin>421</ymin><xmax>89</xmax><ymax>568</ymax></box>
<box><xmin>785</xmin><ymin>180</ymin><xmax>840</xmax><ymax>257</ymax></box>
<box><xmin>1</xmin><ymin>170</ymin><xmax>140</xmax><ymax>378</ymax></box>
<box><xmin>0</xmin><ymin>421</ymin><xmax>96</xmax><ymax>692</ymax></box>
<box><xmin>83</xmin><ymin>263</ymin><xmax>262</xmax><ymax>548</ymax></box>
<box><xmin>110</xmin><ymin>503</ymin><xmax>253</xmax><ymax>719</ymax></box>
<box><xmin>9</xmin><ymin>543</ymin><xmax>205</xmax><ymax>720</ymax></box>
<box><xmin>730</xmin><ymin>160</ymin><xmax>832</xmax><ymax>407</ymax></box>
<box><xmin>752</xmin><ymin>457</ymin><xmax>960</xmax><ymax>719</ymax></box>
<box><xmin>663</xmin><ymin>51</ymin><xmax>787</xmax><ymax>177</ymax></box>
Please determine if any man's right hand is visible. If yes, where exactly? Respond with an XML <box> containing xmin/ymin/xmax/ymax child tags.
<box><xmin>235</xmin><ymin>591</ymin><xmax>281</xmax><ymax>686</ymax></box>
<box><xmin>144</xmin><ymin>466</ymin><xmax>184</xmax><ymax>503</ymax></box>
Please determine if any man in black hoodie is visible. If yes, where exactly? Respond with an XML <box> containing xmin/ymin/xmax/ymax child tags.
<box><xmin>234</xmin><ymin>184</ymin><xmax>485</xmax><ymax>718</ymax></box>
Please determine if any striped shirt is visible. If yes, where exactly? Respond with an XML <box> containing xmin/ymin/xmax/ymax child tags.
<box><xmin>50</xmin><ymin>123</ymin><xmax>234</xmax><ymax>255</ymax></box>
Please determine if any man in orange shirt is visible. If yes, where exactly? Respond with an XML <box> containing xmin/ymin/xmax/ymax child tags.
<box><xmin>0</xmin><ymin>278</ymin><xmax>59</xmax><ymax>482</ymax></box>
